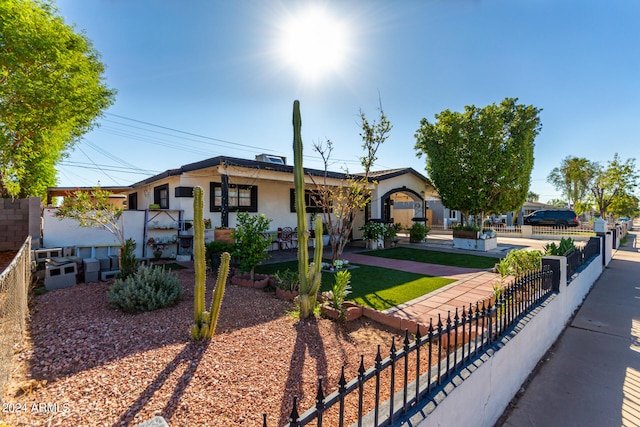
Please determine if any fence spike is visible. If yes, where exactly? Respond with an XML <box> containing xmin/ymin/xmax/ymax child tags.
<box><xmin>289</xmin><ymin>396</ymin><xmax>300</xmax><ymax>425</ymax></box>
<box><xmin>358</xmin><ymin>355</ymin><xmax>366</xmax><ymax>379</ymax></box>
<box><xmin>316</xmin><ymin>376</ymin><xmax>325</xmax><ymax>404</ymax></box>
<box><xmin>263</xmin><ymin>413</ymin><xmax>267</xmax><ymax>427</ymax></box>
<box><xmin>404</xmin><ymin>329</ymin><xmax>410</xmax><ymax>350</ymax></box>
<box><xmin>390</xmin><ymin>336</ymin><xmax>397</xmax><ymax>359</ymax></box>
<box><xmin>338</xmin><ymin>366</ymin><xmax>347</xmax><ymax>394</ymax></box>
<box><xmin>375</xmin><ymin>344</ymin><xmax>382</xmax><ymax>368</ymax></box>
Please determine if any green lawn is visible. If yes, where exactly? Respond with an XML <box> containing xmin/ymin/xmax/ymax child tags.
<box><xmin>360</xmin><ymin>247</ymin><xmax>498</xmax><ymax>269</ymax></box>
<box><xmin>254</xmin><ymin>261</ymin><xmax>455</xmax><ymax>311</ymax></box>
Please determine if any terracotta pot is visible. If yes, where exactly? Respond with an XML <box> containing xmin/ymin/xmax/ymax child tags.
<box><xmin>231</xmin><ymin>273</ymin><xmax>269</xmax><ymax>289</ymax></box>
<box><xmin>214</xmin><ymin>228</ymin><xmax>235</xmax><ymax>243</ymax></box>
<box><xmin>275</xmin><ymin>287</ymin><xmax>299</xmax><ymax>301</ymax></box>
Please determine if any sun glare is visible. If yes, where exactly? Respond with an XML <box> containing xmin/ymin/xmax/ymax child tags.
<box><xmin>278</xmin><ymin>6</ymin><xmax>350</xmax><ymax>82</ymax></box>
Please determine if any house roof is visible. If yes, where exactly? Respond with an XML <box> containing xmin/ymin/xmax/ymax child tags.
<box><xmin>364</xmin><ymin>167</ymin><xmax>431</xmax><ymax>184</ymax></box>
<box><xmin>48</xmin><ymin>156</ymin><xmax>434</xmax><ymax>200</ymax></box>
<box><xmin>129</xmin><ymin>155</ymin><xmax>351</xmax><ymax>188</ymax></box>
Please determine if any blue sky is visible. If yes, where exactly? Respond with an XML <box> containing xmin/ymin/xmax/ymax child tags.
<box><xmin>54</xmin><ymin>0</ymin><xmax>640</xmax><ymax>203</ymax></box>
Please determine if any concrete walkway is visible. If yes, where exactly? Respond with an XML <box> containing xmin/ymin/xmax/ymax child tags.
<box><xmin>341</xmin><ymin>252</ymin><xmax>501</xmax><ymax>326</ymax></box>
<box><xmin>498</xmin><ymin>226</ymin><xmax>640</xmax><ymax>427</ymax></box>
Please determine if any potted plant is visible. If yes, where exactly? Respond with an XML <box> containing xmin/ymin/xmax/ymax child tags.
<box><xmin>230</xmin><ymin>212</ymin><xmax>273</xmax><ymax>288</ymax></box>
<box><xmin>272</xmin><ymin>269</ymin><xmax>300</xmax><ymax>301</ymax></box>
<box><xmin>383</xmin><ymin>222</ymin><xmax>402</xmax><ymax>248</ymax></box>
<box><xmin>360</xmin><ymin>221</ymin><xmax>386</xmax><ymax>249</ymax></box>
<box><xmin>452</xmin><ymin>224</ymin><xmax>481</xmax><ymax>239</ymax></box>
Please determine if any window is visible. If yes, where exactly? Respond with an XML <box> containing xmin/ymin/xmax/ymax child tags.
<box><xmin>153</xmin><ymin>184</ymin><xmax>169</xmax><ymax>209</ymax></box>
<box><xmin>128</xmin><ymin>193</ymin><xmax>138</xmax><ymax>210</ymax></box>
<box><xmin>290</xmin><ymin>189</ymin><xmax>323</xmax><ymax>213</ymax></box>
<box><xmin>210</xmin><ymin>183</ymin><xmax>257</xmax><ymax>212</ymax></box>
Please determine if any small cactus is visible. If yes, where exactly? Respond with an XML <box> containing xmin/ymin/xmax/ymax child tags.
<box><xmin>191</xmin><ymin>186</ymin><xmax>230</xmax><ymax>340</ymax></box>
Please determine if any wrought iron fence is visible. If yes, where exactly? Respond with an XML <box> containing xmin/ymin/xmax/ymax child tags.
<box><xmin>530</xmin><ymin>225</ymin><xmax>595</xmax><ymax>236</ymax></box>
<box><xmin>0</xmin><ymin>237</ymin><xmax>32</xmax><ymax>395</ymax></box>
<box><xmin>266</xmin><ymin>266</ymin><xmax>553</xmax><ymax>427</ymax></box>
<box><xmin>566</xmin><ymin>237</ymin><xmax>601</xmax><ymax>281</ymax></box>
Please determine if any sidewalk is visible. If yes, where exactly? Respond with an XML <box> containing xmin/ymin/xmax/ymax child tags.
<box><xmin>498</xmin><ymin>227</ymin><xmax>640</xmax><ymax>427</ymax></box>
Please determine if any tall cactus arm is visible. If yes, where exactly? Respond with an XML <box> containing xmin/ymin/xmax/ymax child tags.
<box><xmin>193</xmin><ymin>186</ymin><xmax>206</xmax><ymax>324</ymax></box>
<box><xmin>293</xmin><ymin>100</ymin><xmax>310</xmax><ymax>293</ymax></box>
<box><xmin>205</xmin><ymin>251</ymin><xmax>230</xmax><ymax>339</ymax></box>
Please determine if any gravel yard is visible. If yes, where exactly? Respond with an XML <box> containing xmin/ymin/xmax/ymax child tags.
<box><xmin>1</xmin><ymin>266</ymin><xmax>414</xmax><ymax>427</ymax></box>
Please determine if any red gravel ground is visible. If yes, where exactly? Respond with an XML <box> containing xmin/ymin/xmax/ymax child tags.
<box><xmin>1</xmin><ymin>266</ymin><xmax>421</xmax><ymax>427</ymax></box>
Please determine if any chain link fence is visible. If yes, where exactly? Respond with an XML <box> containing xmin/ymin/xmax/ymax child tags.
<box><xmin>0</xmin><ymin>237</ymin><xmax>32</xmax><ymax>396</ymax></box>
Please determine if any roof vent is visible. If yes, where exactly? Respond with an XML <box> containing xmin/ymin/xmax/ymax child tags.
<box><xmin>255</xmin><ymin>154</ymin><xmax>286</xmax><ymax>165</ymax></box>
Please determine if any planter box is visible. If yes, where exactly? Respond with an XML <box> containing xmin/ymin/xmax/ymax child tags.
<box><xmin>452</xmin><ymin>229</ymin><xmax>480</xmax><ymax>239</ymax></box>
<box><xmin>214</xmin><ymin>228</ymin><xmax>235</xmax><ymax>243</ymax></box>
<box><xmin>453</xmin><ymin>236</ymin><xmax>498</xmax><ymax>251</ymax></box>
<box><xmin>321</xmin><ymin>302</ymin><xmax>363</xmax><ymax>322</ymax></box>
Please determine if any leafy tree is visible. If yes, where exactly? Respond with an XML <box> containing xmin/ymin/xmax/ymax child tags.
<box><xmin>590</xmin><ymin>153</ymin><xmax>639</xmax><ymax>219</ymax></box>
<box><xmin>547</xmin><ymin>156</ymin><xmax>596</xmax><ymax>214</ymax></box>
<box><xmin>414</xmin><ymin>98</ymin><xmax>542</xmax><ymax>226</ymax></box>
<box><xmin>0</xmin><ymin>0</ymin><xmax>115</xmax><ymax>198</ymax></box>
<box><xmin>55</xmin><ymin>187</ymin><xmax>125</xmax><ymax>246</ymax></box>
<box><xmin>608</xmin><ymin>192</ymin><xmax>639</xmax><ymax>220</ymax></box>
<box><xmin>312</xmin><ymin>102</ymin><xmax>391</xmax><ymax>263</ymax></box>
<box><xmin>546</xmin><ymin>198</ymin><xmax>568</xmax><ymax>208</ymax></box>
<box><xmin>232</xmin><ymin>212</ymin><xmax>272</xmax><ymax>280</ymax></box>
<box><xmin>526</xmin><ymin>191</ymin><xmax>539</xmax><ymax>202</ymax></box>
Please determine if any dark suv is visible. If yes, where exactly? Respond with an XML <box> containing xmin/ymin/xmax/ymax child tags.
<box><xmin>523</xmin><ymin>209</ymin><xmax>580</xmax><ymax>228</ymax></box>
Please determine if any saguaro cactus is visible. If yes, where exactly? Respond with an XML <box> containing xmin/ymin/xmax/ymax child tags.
<box><xmin>191</xmin><ymin>186</ymin><xmax>230</xmax><ymax>340</ymax></box>
<box><xmin>293</xmin><ymin>100</ymin><xmax>324</xmax><ymax>318</ymax></box>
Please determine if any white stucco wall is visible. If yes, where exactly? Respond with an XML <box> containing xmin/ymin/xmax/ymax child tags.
<box><xmin>43</xmin><ymin>208</ymin><xmax>146</xmax><ymax>258</ymax></box>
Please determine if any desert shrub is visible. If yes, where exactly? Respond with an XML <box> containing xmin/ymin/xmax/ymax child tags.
<box><xmin>118</xmin><ymin>238</ymin><xmax>138</xmax><ymax>280</ymax></box>
<box><xmin>272</xmin><ymin>269</ymin><xmax>299</xmax><ymax>292</ymax></box>
<box><xmin>108</xmin><ymin>265</ymin><xmax>182</xmax><ymax>312</ymax></box>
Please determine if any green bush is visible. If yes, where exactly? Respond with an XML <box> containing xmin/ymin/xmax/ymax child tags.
<box><xmin>409</xmin><ymin>222</ymin><xmax>430</xmax><ymax>242</ymax></box>
<box><xmin>205</xmin><ymin>240</ymin><xmax>238</xmax><ymax>269</ymax></box>
<box><xmin>108</xmin><ymin>265</ymin><xmax>182</xmax><ymax>312</ymax></box>
<box><xmin>497</xmin><ymin>248</ymin><xmax>544</xmax><ymax>278</ymax></box>
<box><xmin>545</xmin><ymin>237</ymin><xmax>576</xmax><ymax>256</ymax></box>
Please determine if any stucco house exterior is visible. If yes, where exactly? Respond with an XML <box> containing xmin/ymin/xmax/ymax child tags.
<box><xmin>45</xmin><ymin>154</ymin><xmax>437</xmax><ymax>258</ymax></box>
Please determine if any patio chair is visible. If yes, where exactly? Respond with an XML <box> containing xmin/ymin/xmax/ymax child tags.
<box><xmin>276</xmin><ymin>227</ymin><xmax>295</xmax><ymax>250</ymax></box>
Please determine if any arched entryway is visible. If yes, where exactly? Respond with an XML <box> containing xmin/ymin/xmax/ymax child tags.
<box><xmin>373</xmin><ymin>187</ymin><xmax>429</xmax><ymax>228</ymax></box>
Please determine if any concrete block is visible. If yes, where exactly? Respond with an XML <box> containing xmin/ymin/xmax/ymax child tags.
<box><xmin>45</xmin><ymin>263</ymin><xmax>77</xmax><ymax>290</ymax></box>
<box><xmin>83</xmin><ymin>258</ymin><xmax>100</xmax><ymax>273</ymax></box>
<box><xmin>84</xmin><ymin>271</ymin><xmax>99</xmax><ymax>283</ymax></box>
<box><xmin>100</xmin><ymin>270</ymin><xmax>120</xmax><ymax>281</ymax></box>
<box><xmin>98</xmin><ymin>258</ymin><xmax>111</xmax><ymax>271</ymax></box>
<box><xmin>34</xmin><ymin>248</ymin><xmax>63</xmax><ymax>263</ymax></box>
